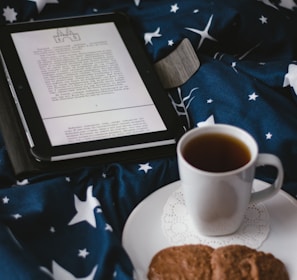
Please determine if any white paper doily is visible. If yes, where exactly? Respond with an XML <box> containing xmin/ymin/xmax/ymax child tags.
<box><xmin>161</xmin><ymin>187</ymin><xmax>270</xmax><ymax>249</ymax></box>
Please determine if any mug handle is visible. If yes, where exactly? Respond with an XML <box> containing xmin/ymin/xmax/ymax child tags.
<box><xmin>250</xmin><ymin>153</ymin><xmax>284</xmax><ymax>204</ymax></box>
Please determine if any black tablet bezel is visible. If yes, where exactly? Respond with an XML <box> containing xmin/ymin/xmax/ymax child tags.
<box><xmin>0</xmin><ymin>13</ymin><xmax>182</xmax><ymax>162</ymax></box>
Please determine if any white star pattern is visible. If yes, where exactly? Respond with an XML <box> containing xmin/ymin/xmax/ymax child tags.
<box><xmin>68</xmin><ymin>185</ymin><xmax>101</xmax><ymax>228</ymax></box>
<box><xmin>28</xmin><ymin>0</ymin><xmax>59</xmax><ymax>13</ymax></box>
<box><xmin>232</xmin><ymin>61</ymin><xmax>239</xmax><ymax>73</ymax></box>
<box><xmin>257</xmin><ymin>0</ymin><xmax>278</xmax><ymax>10</ymax></box>
<box><xmin>185</xmin><ymin>14</ymin><xmax>217</xmax><ymax>49</ymax></box>
<box><xmin>78</xmin><ymin>248</ymin><xmax>90</xmax><ymax>258</ymax></box>
<box><xmin>51</xmin><ymin>261</ymin><xmax>97</xmax><ymax>280</ymax></box>
<box><xmin>170</xmin><ymin>3</ymin><xmax>179</xmax><ymax>13</ymax></box>
<box><xmin>197</xmin><ymin>115</ymin><xmax>215</xmax><ymax>127</ymax></box>
<box><xmin>105</xmin><ymin>223</ymin><xmax>113</xmax><ymax>232</ymax></box>
<box><xmin>279</xmin><ymin>0</ymin><xmax>297</xmax><ymax>10</ymax></box>
<box><xmin>138</xmin><ymin>163</ymin><xmax>153</xmax><ymax>173</ymax></box>
<box><xmin>207</xmin><ymin>99</ymin><xmax>213</xmax><ymax>104</ymax></box>
<box><xmin>238</xmin><ymin>42</ymin><xmax>262</xmax><ymax>61</ymax></box>
<box><xmin>144</xmin><ymin>27</ymin><xmax>162</xmax><ymax>45</ymax></box>
<box><xmin>50</xmin><ymin>227</ymin><xmax>55</xmax><ymax>233</ymax></box>
<box><xmin>168</xmin><ymin>40</ymin><xmax>174</xmax><ymax>46</ymax></box>
<box><xmin>16</xmin><ymin>179</ymin><xmax>29</xmax><ymax>186</ymax></box>
<box><xmin>13</xmin><ymin>214</ymin><xmax>22</xmax><ymax>219</ymax></box>
<box><xmin>249</xmin><ymin>92</ymin><xmax>259</xmax><ymax>101</ymax></box>
<box><xmin>259</xmin><ymin>15</ymin><xmax>268</xmax><ymax>24</ymax></box>
<box><xmin>283</xmin><ymin>64</ymin><xmax>297</xmax><ymax>94</ymax></box>
<box><xmin>2</xmin><ymin>6</ymin><xmax>17</xmax><ymax>23</ymax></box>
<box><xmin>2</xmin><ymin>196</ymin><xmax>9</xmax><ymax>204</ymax></box>
<box><xmin>266</xmin><ymin>132</ymin><xmax>273</xmax><ymax>139</ymax></box>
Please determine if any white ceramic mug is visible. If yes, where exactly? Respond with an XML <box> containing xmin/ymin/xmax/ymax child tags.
<box><xmin>177</xmin><ymin>124</ymin><xmax>284</xmax><ymax>236</ymax></box>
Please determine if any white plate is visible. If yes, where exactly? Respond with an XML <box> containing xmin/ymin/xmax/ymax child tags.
<box><xmin>122</xmin><ymin>180</ymin><xmax>297</xmax><ymax>280</ymax></box>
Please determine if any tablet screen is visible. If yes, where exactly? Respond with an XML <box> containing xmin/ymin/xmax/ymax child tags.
<box><xmin>11</xmin><ymin>22</ymin><xmax>167</xmax><ymax>147</ymax></box>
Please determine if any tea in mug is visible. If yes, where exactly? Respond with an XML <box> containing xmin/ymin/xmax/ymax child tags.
<box><xmin>182</xmin><ymin>133</ymin><xmax>251</xmax><ymax>172</ymax></box>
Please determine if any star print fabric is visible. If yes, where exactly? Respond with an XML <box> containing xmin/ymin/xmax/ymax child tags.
<box><xmin>1</xmin><ymin>0</ymin><xmax>297</xmax><ymax>279</ymax></box>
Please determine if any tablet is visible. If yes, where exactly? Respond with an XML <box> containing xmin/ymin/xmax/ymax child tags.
<box><xmin>0</xmin><ymin>13</ymin><xmax>183</xmax><ymax>162</ymax></box>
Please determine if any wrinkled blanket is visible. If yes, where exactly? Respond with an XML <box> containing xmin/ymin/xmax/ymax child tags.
<box><xmin>0</xmin><ymin>0</ymin><xmax>297</xmax><ymax>279</ymax></box>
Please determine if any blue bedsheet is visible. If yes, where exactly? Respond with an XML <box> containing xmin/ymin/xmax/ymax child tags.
<box><xmin>1</xmin><ymin>0</ymin><xmax>297</xmax><ymax>279</ymax></box>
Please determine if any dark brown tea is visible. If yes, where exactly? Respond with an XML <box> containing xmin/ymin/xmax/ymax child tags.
<box><xmin>182</xmin><ymin>133</ymin><xmax>251</xmax><ymax>172</ymax></box>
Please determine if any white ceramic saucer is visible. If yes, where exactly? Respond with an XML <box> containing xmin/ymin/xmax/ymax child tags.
<box><xmin>122</xmin><ymin>179</ymin><xmax>297</xmax><ymax>280</ymax></box>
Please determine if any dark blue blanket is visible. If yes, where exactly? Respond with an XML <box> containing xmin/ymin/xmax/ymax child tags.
<box><xmin>1</xmin><ymin>0</ymin><xmax>297</xmax><ymax>279</ymax></box>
